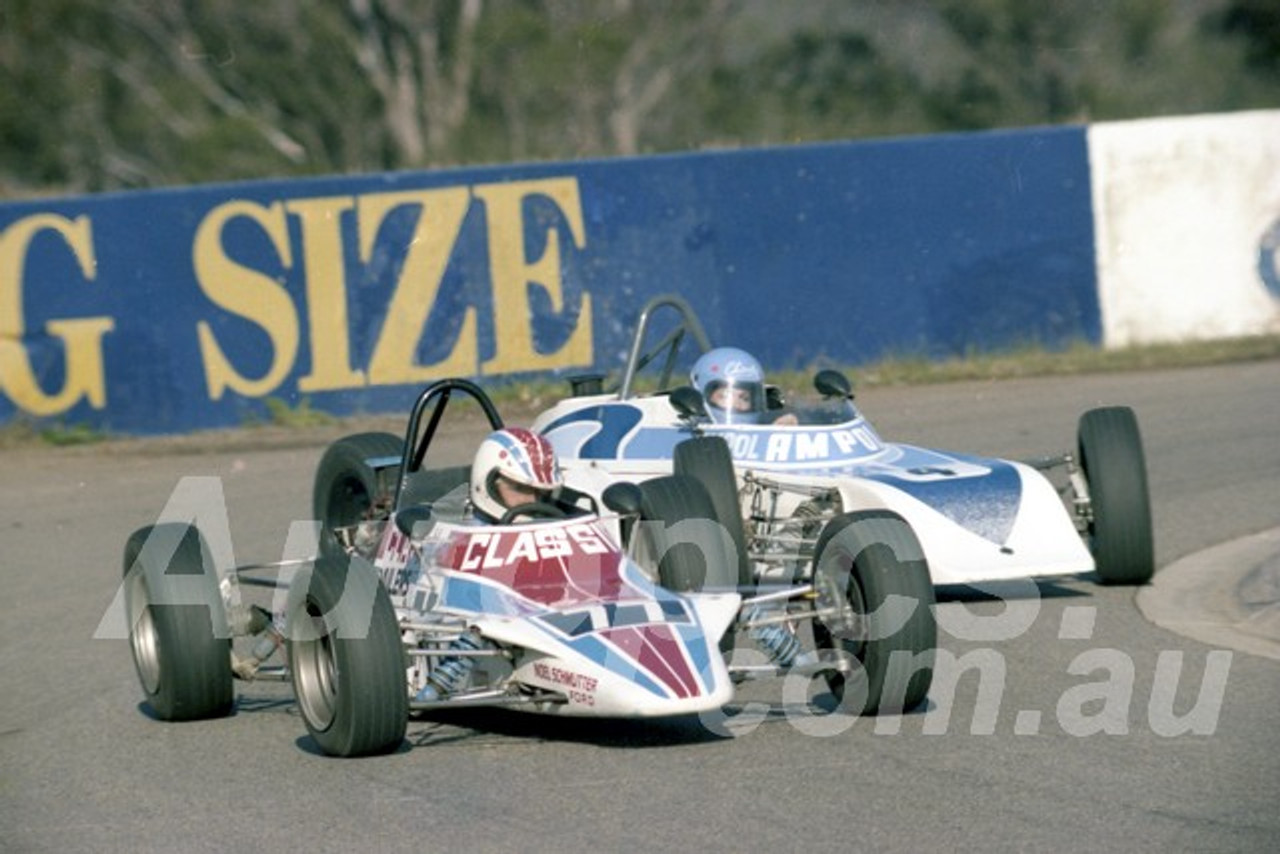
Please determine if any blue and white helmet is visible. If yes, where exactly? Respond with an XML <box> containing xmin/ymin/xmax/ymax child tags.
<box><xmin>690</xmin><ymin>347</ymin><xmax>767</xmax><ymax>424</ymax></box>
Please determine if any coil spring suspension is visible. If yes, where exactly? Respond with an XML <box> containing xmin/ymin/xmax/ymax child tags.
<box><xmin>744</xmin><ymin>603</ymin><xmax>801</xmax><ymax>667</ymax></box>
<box><xmin>417</xmin><ymin>631</ymin><xmax>488</xmax><ymax>701</ymax></box>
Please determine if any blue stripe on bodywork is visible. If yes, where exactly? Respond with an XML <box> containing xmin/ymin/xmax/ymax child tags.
<box><xmin>677</xmin><ymin>622</ymin><xmax>714</xmax><ymax>689</ymax></box>
<box><xmin>541</xmin><ymin>404</ymin><xmax>644</xmax><ymax>459</ymax></box>
<box><xmin>442</xmin><ymin>575</ymin><xmax>541</xmax><ymax>617</ymax></box>
<box><xmin>864</xmin><ymin>453</ymin><xmax>1021</xmax><ymax>544</ymax></box>
<box><xmin>620</xmin><ymin>427</ymin><xmax>686</xmax><ymax>459</ymax></box>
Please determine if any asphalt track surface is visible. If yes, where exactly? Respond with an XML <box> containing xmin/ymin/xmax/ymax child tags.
<box><xmin>2</xmin><ymin>360</ymin><xmax>1278</xmax><ymax>853</ymax></box>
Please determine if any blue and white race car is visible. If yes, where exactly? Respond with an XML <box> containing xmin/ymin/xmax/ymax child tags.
<box><xmin>533</xmin><ymin>294</ymin><xmax>1154</xmax><ymax>591</ymax></box>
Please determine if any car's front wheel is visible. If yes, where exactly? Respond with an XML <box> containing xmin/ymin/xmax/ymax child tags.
<box><xmin>810</xmin><ymin>511</ymin><xmax>936</xmax><ymax>715</ymax></box>
<box><xmin>287</xmin><ymin>555</ymin><xmax>408</xmax><ymax>757</ymax></box>
<box><xmin>1077</xmin><ymin>406</ymin><xmax>1154</xmax><ymax>585</ymax></box>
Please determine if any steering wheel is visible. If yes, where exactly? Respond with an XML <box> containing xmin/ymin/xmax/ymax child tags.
<box><xmin>497</xmin><ymin>502</ymin><xmax>567</xmax><ymax>525</ymax></box>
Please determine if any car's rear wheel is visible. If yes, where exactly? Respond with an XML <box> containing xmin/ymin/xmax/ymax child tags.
<box><xmin>673</xmin><ymin>436</ymin><xmax>752</xmax><ymax>592</ymax></box>
<box><xmin>810</xmin><ymin>511</ymin><xmax>936</xmax><ymax>715</ymax></box>
<box><xmin>313</xmin><ymin>432</ymin><xmax>403</xmax><ymax>560</ymax></box>
<box><xmin>122</xmin><ymin>523</ymin><xmax>234</xmax><ymax>721</ymax></box>
<box><xmin>287</xmin><ymin>555</ymin><xmax>408</xmax><ymax>757</ymax></box>
<box><xmin>1078</xmin><ymin>406</ymin><xmax>1154</xmax><ymax>585</ymax></box>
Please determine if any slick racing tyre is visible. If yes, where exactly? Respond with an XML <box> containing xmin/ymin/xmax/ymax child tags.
<box><xmin>313</xmin><ymin>432</ymin><xmax>403</xmax><ymax>560</ymax></box>
<box><xmin>1077</xmin><ymin>406</ymin><xmax>1154</xmax><ymax>585</ymax></box>
<box><xmin>673</xmin><ymin>436</ymin><xmax>752</xmax><ymax>592</ymax></box>
<box><xmin>810</xmin><ymin>511</ymin><xmax>936</xmax><ymax>715</ymax></box>
<box><xmin>287</xmin><ymin>555</ymin><xmax>407</xmax><ymax>757</ymax></box>
<box><xmin>122</xmin><ymin>523</ymin><xmax>234</xmax><ymax>721</ymax></box>
<box><xmin>637</xmin><ymin>474</ymin><xmax>739</xmax><ymax>593</ymax></box>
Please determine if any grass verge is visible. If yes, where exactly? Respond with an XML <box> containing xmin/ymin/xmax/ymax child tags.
<box><xmin>2</xmin><ymin>333</ymin><xmax>1277</xmax><ymax>453</ymax></box>
<box><xmin>489</xmin><ymin>333</ymin><xmax>1280</xmax><ymax>412</ymax></box>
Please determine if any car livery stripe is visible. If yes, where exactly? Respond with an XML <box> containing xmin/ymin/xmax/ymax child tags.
<box><xmin>555</xmin><ymin>632</ymin><xmax>669</xmax><ymax>698</ymax></box>
<box><xmin>597</xmin><ymin>624</ymin><xmax>699</xmax><ymax>699</ymax></box>
<box><xmin>540</xmin><ymin>404</ymin><xmax>644</xmax><ymax>459</ymax></box>
<box><xmin>863</xmin><ymin>452</ymin><xmax>1022</xmax><ymax>544</ymax></box>
<box><xmin>443</xmin><ymin>574</ymin><xmax>697</xmax><ymax>700</ymax></box>
<box><xmin>440</xmin><ymin>574</ymin><xmax>543</xmax><ymax>617</ymax></box>
<box><xmin>525</xmin><ymin>594</ymin><xmax>713</xmax><ymax>700</ymax></box>
<box><xmin>677</xmin><ymin>621</ymin><xmax>714</xmax><ymax>686</ymax></box>
<box><xmin>434</xmin><ymin>520</ymin><xmax>716</xmax><ymax>700</ymax></box>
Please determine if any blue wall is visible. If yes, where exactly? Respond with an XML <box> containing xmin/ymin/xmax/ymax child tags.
<box><xmin>0</xmin><ymin>125</ymin><xmax>1098</xmax><ymax>434</ymax></box>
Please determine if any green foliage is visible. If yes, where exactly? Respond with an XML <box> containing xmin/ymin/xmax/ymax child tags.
<box><xmin>39</xmin><ymin>422</ymin><xmax>106</xmax><ymax>446</ymax></box>
<box><xmin>1217</xmin><ymin>0</ymin><xmax>1280</xmax><ymax>73</ymax></box>
<box><xmin>0</xmin><ymin>0</ymin><xmax>1275</xmax><ymax>195</ymax></box>
<box><xmin>261</xmin><ymin>397</ymin><xmax>336</xmax><ymax>428</ymax></box>
<box><xmin>0</xmin><ymin>416</ymin><xmax>107</xmax><ymax>448</ymax></box>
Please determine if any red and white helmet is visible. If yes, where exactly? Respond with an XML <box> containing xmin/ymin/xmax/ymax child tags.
<box><xmin>470</xmin><ymin>427</ymin><xmax>563</xmax><ymax>520</ymax></box>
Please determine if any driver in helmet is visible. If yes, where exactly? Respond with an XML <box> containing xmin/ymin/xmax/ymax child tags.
<box><xmin>469</xmin><ymin>427</ymin><xmax>564</xmax><ymax>523</ymax></box>
<box><xmin>690</xmin><ymin>347</ymin><xmax>798</xmax><ymax>425</ymax></box>
<box><xmin>418</xmin><ymin>427</ymin><xmax>563</xmax><ymax>703</ymax></box>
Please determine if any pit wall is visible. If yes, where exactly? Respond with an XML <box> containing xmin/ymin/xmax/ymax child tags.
<box><xmin>1</xmin><ymin>110</ymin><xmax>1276</xmax><ymax>434</ymax></box>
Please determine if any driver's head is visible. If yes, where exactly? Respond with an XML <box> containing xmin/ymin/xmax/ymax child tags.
<box><xmin>470</xmin><ymin>428</ymin><xmax>563</xmax><ymax>521</ymax></box>
<box><xmin>690</xmin><ymin>347</ymin><xmax>766</xmax><ymax>425</ymax></box>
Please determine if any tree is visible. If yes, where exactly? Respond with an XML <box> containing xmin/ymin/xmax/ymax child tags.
<box><xmin>1218</xmin><ymin>0</ymin><xmax>1280</xmax><ymax>73</ymax></box>
<box><xmin>0</xmin><ymin>0</ymin><xmax>1275</xmax><ymax>196</ymax></box>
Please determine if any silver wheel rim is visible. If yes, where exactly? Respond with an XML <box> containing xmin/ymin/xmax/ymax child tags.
<box><xmin>293</xmin><ymin>604</ymin><xmax>338</xmax><ymax>731</ymax></box>
<box><xmin>817</xmin><ymin>557</ymin><xmax>868</xmax><ymax>655</ymax></box>
<box><xmin>127</xmin><ymin>571</ymin><xmax>161</xmax><ymax>695</ymax></box>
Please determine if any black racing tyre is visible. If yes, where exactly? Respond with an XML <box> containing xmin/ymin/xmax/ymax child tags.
<box><xmin>810</xmin><ymin>511</ymin><xmax>936</xmax><ymax>715</ymax></box>
<box><xmin>286</xmin><ymin>555</ymin><xmax>408</xmax><ymax>757</ymax></box>
<box><xmin>313</xmin><ymin>432</ymin><xmax>403</xmax><ymax>560</ymax></box>
<box><xmin>122</xmin><ymin>523</ymin><xmax>234</xmax><ymax>721</ymax></box>
<box><xmin>637</xmin><ymin>475</ymin><xmax>739</xmax><ymax>593</ymax></box>
<box><xmin>1078</xmin><ymin>406</ymin><xmax>1154</xmax><ymax>585</ymax></box>
<box><xmin>673</xmin><ymin>436</ymin><xmax>752</xmax><ymax>591</ymax></box>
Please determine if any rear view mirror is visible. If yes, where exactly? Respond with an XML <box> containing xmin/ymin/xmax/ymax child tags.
<box><xmin>765</xmin><ymin>384</ymin><xmax>785</xmax><ymax>410</ymax></box>
<box><xmin>567</xmin><ymin>373</ymin><xmax>605</xmax><ymax>397</ymax></box>
<box><xmin>668</xmin><ymin>386</ymin><xmax>707</xmax><ymax>419</ymax></box>
<box><xmin>394</xmin><ymin>506</ymin><xmax>432</xmax><ymax>538</ymax></box>
<box><xmin>602</xmin><ymin>482</ymin><xmax>644</xmax><ymax>516</ymax></box>
<box><xmin>814</xmin><ymin>369</ymin><xmax>853</xmax><ymax>400</ymax></box>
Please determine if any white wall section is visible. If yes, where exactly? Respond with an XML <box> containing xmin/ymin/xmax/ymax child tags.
<box><xmin>1089</xmin><ymin>110</ymin><xmax>1280</xmax><ymax>347</ymax></box>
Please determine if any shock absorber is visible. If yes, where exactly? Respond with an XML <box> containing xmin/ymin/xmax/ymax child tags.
<box><xmin>416</xmin><ymin>630</ymin><xmax>490</xmax><ymax>701</ymax></box>
<box><xmin>744</xmin><ymin>603</ymin><xmax>801</xmax><ymax>667</ymax></box>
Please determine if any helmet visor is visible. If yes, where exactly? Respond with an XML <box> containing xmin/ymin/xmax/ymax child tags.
<box><xmin>704</xmin><ymin>379</ymin><xmax>765</xmax><ymax>424</ymax></box>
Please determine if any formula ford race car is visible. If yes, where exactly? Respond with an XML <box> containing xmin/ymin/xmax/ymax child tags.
<box><xmin>531</xmin><ymin>294</ymin><xmax>1155</xmax><ymax>594</ymax></box>
<box><xmin>122</xmin><ymin>379</ymin><xmax>936</xmax><ymax>757</ymax></box>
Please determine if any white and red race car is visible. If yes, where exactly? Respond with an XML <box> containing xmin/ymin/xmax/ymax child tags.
<box><xmin>122</xmin><ymin>378</ymin><xmax>936</xmax><ymax>757</ymax></box>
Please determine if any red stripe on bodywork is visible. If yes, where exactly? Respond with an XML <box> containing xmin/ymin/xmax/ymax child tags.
<box><xmin>600</xmin><ymin>625</ymin><xmax>697</xmax><ymax>699</ymax></box>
